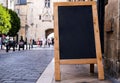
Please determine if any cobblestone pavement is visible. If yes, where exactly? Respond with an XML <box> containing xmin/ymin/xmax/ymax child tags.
<box><xmin>0</xmin><ymin>48</ymin><xmax>54</xmax><ymax>83</ymax></box>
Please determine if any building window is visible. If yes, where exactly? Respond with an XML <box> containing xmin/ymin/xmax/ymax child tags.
<box><xmin>39</xmin><ymin>15</ymin><xmax>41</xmax><ymax>20</ymax></box>
<box><xmin>16</xmin><ymin>0</ymin><xmax>20</xmax><ymax>4</ymax></box>
<box><xmin>52</xmin><ymin>15</ymin><xmax>54</xmax><ymax>20</ymax></box>
<box><xmin>16</xmin><ymin>9</ymin><xmax>20</xmax><ymax>14</ymax></box>
<box><xmin>20</xmin><ymin>0</ymin><xmax>26</xmax><ymax>5</ymax></box>
<box><xmin>45</xmin><ymin>0</ymin><xmax>50</xmax><ymax>8</ymax></box>
<box><xmin>16</xmin><ymin>0</ymin><xmax>26</xmax><ymax>5</ymax></box>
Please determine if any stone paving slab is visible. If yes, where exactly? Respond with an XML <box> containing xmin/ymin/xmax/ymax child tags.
<box><xmin>36</xmin><ymin>59</ymin><xmax>54</xmax><ymax>83</ymax></box>
<box><xmin>0</xmin><ymin>49</ymin><xmax>54</xmax><ymax>83</ymax></box>
<box><xmin>36</xmin><ymin>58</ymin><xmax>112</xmax><ymax>83</ymax></box>
<box><xmin>52</xmin><ymin>64</ymin><xmax>112</xmax><ymax>83</ymax></box>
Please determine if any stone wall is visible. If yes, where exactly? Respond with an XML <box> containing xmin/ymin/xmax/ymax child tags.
<box><xmin>104</xmin><ymin>0</ymin><xmax>120</xmax><ymax>78</ymax></box>
<box><xmin>15</xmin><ymin>5</ymin><xmax>27</xmax><ymax>41</ymax></box>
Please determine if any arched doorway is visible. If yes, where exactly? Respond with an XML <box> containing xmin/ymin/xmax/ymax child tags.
<box><xmin>45</xmin><ymin>28</ymin><xmax>54</xmax><ymax>39</ymax></box>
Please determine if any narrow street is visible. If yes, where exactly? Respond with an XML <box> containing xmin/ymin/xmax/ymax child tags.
<box><xmin>0</xmin><ymin>47</ymin><xmax>54</xmax><ymax>83</ymax></box>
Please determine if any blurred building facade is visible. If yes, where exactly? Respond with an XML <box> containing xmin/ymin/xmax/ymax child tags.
<box><xmin>0</xmin><ymin>0</ymin><xmax>15</xmax><ymax>10</ymax></box>
<box><xmin>14</xmin><ymin>0</ymin><xmax>97</xmax><ymax>43</ymax></box>
<box><xmin>14</xmin><ymin>0</ymin><xmax>27</xmax><ymax>42</ymax></box>
<box><xmin>0</xmin><ymin>0</ymin><xmax>8</xmax><ymax>7</ymax></box>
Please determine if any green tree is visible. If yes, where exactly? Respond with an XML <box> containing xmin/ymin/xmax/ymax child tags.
<box><xmin>8</xmin><ymin>9</ymin><xmax>20</xmax><ymax>36</ymax></box>
<box><xmin>0</xmin><ymin>4</ymin><xmax>11</xmax><ymax>34</ymax></box>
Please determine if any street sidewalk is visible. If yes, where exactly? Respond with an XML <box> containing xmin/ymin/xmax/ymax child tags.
<box><xmin>0</xmin><ymin>49</ymin><xmax>7</xmax><ymax>54</ymax></box>
<box><xmin>36</xmin><ymin>58</ymin><xmax>112</xmax><ymax>83</ymax></box>
<box><xmin>0</xmin><ymin>45</ymin><xmax>54</xmax><ymax>54</ymax></box>
<box><xmin>0</xmin><ymin>47</ymin><xmax>118</xmax><ymax>83</ymax></box>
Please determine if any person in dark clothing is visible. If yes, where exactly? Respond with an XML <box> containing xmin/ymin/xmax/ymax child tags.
<box><xmin>6</xmin><ymin>38</ymin><xmax>16</xmax><ymax>52</ymax></box>
<box><xmin>51</xmin><ymin>38</ymin><xmax>54</xmax><ymax>45</ymax></box>
<box><xmin>18</xmin><ymin>36</ymin><xmax>24</xmax><ymax>51</ymax></box>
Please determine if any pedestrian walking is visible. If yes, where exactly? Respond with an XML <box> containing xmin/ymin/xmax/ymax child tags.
<box><xmin>42</xmin><ymin>38</ymin><xmax>46</xmax><ymax>48</ymax></box>
<box><xmin>30</xmin><ymin>39</ymin><xmax>33</xmax><ymax>48</ymax></box>
<box><xmin>51</xmin><ymin>38</ymin><xmax>54</xmax><ymax>45</ymax></box>
<box><xmin>47</xmin><ymin>39</ymin><xmax>51</xmax><ymax>47</ymax></box>
<box><xmin>18</xmin><ymin>36</ymin><xmax>24</xmax><ymax>51</ymax></box>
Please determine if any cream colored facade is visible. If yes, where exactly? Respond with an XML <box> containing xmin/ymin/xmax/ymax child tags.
<box><xmin>26</xmin><ymin>0</ymin><xmax>91</xmax><ymax>42</ymax></box>
<box><xmin>0</xmin><ymin>0</ymin><xmax>7</xmax><ymax>7</ymax></box>
<box><xmin>15</xmin><ymin>0</ymin><xmax>64</xmax><ymax>42</ymax></box>
<box><xmin>15</xmin><ymin>4</ymin><xmax>27</xmax><ymax>41</ymax></box>
<box><xmin>26</xmin><ymin>0</ymin><xmax>66</xmax><ymax>42</ymax></box>
<box><xmin>16</xmin><ymin>0</ymin><xmax>97</xmax><ymax>42</ymax></box>
<box><xmin>0</xmin><ymin>0</ymin><xmax>15</xmax><ymax>10</ymax></box>
<box><xmin>8</xmin><ymin>0</ymin><xmax>15</xmax><ymax>10</ymax></box>
<box><xmin>1</xmin><ymin>0</ymin><xmax>97</xmax><ymax>42</ymax></box>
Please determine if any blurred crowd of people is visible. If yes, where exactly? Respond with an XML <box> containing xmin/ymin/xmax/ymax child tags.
<box><xmin>30</xmin><ymin>37</ymin><xmax>54</xmax><ymax>48</ymax></box>
<box><xmin>0</xmin><ymin>35</ymin><xmax>54</xmax><ymax>52</ymax></box>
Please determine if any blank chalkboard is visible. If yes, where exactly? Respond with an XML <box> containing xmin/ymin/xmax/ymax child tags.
<box><xmin>58</xmin><ymin>6</ymin><xmax>96</xmax><ymax>59</ymax></box>
<box><xmin>54</xmin><ymin>2</ymin><xmax>104</xmax><ymax>80</ymax></box>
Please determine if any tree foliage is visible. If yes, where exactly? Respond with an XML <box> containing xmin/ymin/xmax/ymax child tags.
<box><xmin>0</xmin><ymin>4</ymin><xmax>11</xmax><ymax>34</ymax></box>
<box><xmin>8</xmin><ymin>9</ymin><xmax>20</xmax><ymax>36</ymax></box>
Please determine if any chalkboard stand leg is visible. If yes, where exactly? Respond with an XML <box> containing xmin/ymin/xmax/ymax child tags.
<box><xmin>55</xmin><ymin>62</ymin><xmax>61</xmax><ymax>81</ymax></box>
<box><xmin>97</xmin><ymin>59</ymin><xmax>104</xmax><ymax>80</ymax></box>
<box><xmin>90</xmin><ymin>64</ymin><xmax>94</xmax><ymax>73</ymax></box>
<box><xmin>92</xmin><ymin>3</ymin><xmax>104</xmax><ymax>80</ymax></box>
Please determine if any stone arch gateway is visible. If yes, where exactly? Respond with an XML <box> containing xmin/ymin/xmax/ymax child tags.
<box><xmin>45</xmin><ymin>28</ymin><xmax>54</xmax><ymax>39</ymax></box>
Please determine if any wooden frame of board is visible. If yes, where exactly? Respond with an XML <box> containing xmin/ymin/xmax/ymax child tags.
<box><xmin>54</xmin><ymin>1</ymin><xmax>104</xmax><ymax>81</ymax></box>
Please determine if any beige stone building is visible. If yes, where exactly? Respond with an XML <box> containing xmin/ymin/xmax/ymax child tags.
<box><xmin>25</xmin><ymin>0</ymin><xmax>66</xmax><ymax>42</ymax></box>
<box><xmin>15</xmin><ymin>0</ymin><xmax>96</xmax><ymax>42</ymax></box>
<box><xmin>0</xmin><ymin>0</ymin><xmax>8</xmax><ymax>7</ymax></box>
<box><xmin>14</xmin><ymin>0</ymin><xmax>27</xmax><ymax>42</ymax></box>
<box><xmin>0</xmin><ymin>0</ymin><xmax>15</xmax><ymax>10</ymax></box>
<box><xmin>15</xmin><ymin>0</ymin><xmax>58</xmax><ymax>42</ymax></box>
